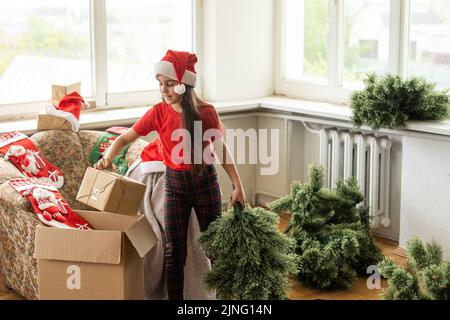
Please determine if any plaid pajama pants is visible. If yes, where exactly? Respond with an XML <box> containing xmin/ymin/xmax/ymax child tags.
<box><xmin>164</xmin><ymin>164</ymin><xmax>222</xmax><ymax>300</ymax></box>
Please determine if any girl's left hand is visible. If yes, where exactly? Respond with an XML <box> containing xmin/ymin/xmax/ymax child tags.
<box><xmin>231</xmin><ymin>186</ymin><xmax>246</xmax><ymax>207</ymax></box>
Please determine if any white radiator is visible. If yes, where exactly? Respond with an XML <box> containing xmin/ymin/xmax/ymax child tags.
<box><xmin>319</xmin><ymin>128</ymin><xmax>392</xmax><ymax>228</ymax></box>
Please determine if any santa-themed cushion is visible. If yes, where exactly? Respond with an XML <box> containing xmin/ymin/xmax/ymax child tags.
<box><xmin>9</xmin><ymin>178</ymin><xmax>93</xmax><ymax>230</ymax></box>
<box><xmin>30</xmin><ymin>130</ymin><xmax>90</xmax><ymax>209</ymax></box>
<box><xmin>88</xmin><ymin>127</ymin><xmax>131</xmax><ymax>175</ymax></box>
<box><xmin>78</xmin><ymin>130</ymin><xmax>148</xmax><ymax>174</ymax></box>
<box><xmin>0</xmin><ymin>132</ymin><xmax>64</xmax><ymax>188</ymax></box>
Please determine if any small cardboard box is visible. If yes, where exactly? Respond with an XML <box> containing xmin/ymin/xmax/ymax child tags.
<box><xmin>76</xmin><ymin>167</ymin><xmax>146</xmax><ymax>215</ymax></box>
<box><xmin>37</xmin><ymin>113</ymin><xmax>73</xmax><ymax>131</ymax></box>
<box><xmin>51</xmin><ymin>82</ymin><xmax>81</xmax><ymax>105</ymax></box>
<box><xmin>85</xmin><ymin>99</ymin><xmax>96</xmax><ymax>110</ymax></box>
<box><xmin>34</xmin><ymin>210</ymin><xmax>157</xmax><ymax>300</ymax></box>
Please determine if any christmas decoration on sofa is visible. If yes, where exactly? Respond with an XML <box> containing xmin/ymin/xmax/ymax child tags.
<box><xmin>40</xmin><ymin>91</ymin><xmax>87</xmax><ymax>132</ymax></box>
<box><xmin>268</xmin><ymin>164</ymin><xmax>383</xmax><ymax>290</ymax></box>
<box><xmin>88</xmin><ymin>127</ymin><xmax>131</xmax><ymax>175</ymax></box>
<box><xmin>378</xmin><ymin>237</ymin><xmax>450</xmax><ymax>300</ymax></box>
<box><xmin>197</xmin><ymin>203</ymin><xmax>299</xmax><ymax>300</ymax></box>
<box><xmin>9</xmin><ymin>178</ymin><xmax>93</xmax><ymax>230</ymax></box>
<box><xmin>0</xmin><ymin>131</ymin><xmax>64</xmax><ymax>188</ymax></box>
<box><xmin>350</xmin><ymin>73</ymin><xmax>450</xmax><ymax>130</ymax></box>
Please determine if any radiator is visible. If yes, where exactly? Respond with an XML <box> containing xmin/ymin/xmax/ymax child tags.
<box><xmin>319</xmin><ymin>128</ymin><xmax>392</xmax><ymax>228</ymax></box>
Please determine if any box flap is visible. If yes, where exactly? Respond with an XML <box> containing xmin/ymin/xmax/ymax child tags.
<box><xmin>76</xmin><ymin>210</ymin><xmax>138</xmax><ymax>231</ymax></box>
<box><xmin>124</xmin><ymin>215</ymin><xmax>157</xmax><ymax>258</ymax></box>
<box><xmin>34</xmin><ymin>225</ymin><xmax>122</xmax><ymax>264</ymax></box>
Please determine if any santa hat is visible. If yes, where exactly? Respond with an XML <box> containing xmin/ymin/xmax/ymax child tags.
<box><xmin>43</xmin><ymin>92</ymin><xmax>86</xmax><ymax>132</ymax></box>
<box><xmin>153</xmin><ymin>50</ymin><xmax>198</xmax><ymax>95</ymax></box>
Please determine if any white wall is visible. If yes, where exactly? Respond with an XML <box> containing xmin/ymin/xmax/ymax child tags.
<box><xmin>215</xmin><ymin>113</ymin><xmax>404</xmax><ymax>242</ymax></box>
<box><xmin>217</xmin><ymin>115</ymin><xmax>258</xmax><ymax>205</ymax></box>
<box><xmin>202</xmin><ymin>0</ymin><xmax>275</xmax><ymax>101</ymax></box>
<box><xmin>400</xmin><ymin>136</ymin><xmax>450</xmax><ymax>259</ymax></box>
<box><xmin>255</xmin><ymin>116</ymin><xmax>289</xmax><ymax>201</ymax></box>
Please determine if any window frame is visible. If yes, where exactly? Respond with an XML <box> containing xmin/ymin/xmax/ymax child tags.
<box><xmin>276</xmin><ymin>0</ymin><xmax>411</xmax><ymax>104</ymax></box>
<box><xmin>0</xmin><ymin>0</ymin><xmax>198</xmax><ymax>119</ymax></box>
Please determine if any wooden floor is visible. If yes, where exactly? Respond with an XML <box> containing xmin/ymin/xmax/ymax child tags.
<box><xmin>0</xmin><ymin>213</ymin><xmax>406</xmax><ymax>300</ymax></box>
<box><xmin>285</xmin><ymin>238</ymin><xmax>404</xmax><ymax>300</ymax></box>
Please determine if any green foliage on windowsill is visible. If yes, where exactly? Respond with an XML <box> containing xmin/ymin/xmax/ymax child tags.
<box><xmin>350</xmin><ymin>73</ymin><xmax>450</xmax><ymax>130</ymax></box>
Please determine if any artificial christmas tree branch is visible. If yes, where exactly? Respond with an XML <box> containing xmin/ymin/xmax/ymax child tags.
<box><xmin>268</xmin><ymin>164</ymin><xmax>383</xmax><ymax>290</ymax></box>
<box><xmin>197</xmin><ymin>203</ymin><xmax>299</xmax><ymax>300</ymax></box>
<box><xmin>350</xmin><ymin>73</ymin><xmax>450</xmax><ymax>130</ymax></box>
<box><xmin>378</xmin><ymin>238</ymin><xmax>450</xmax><ymax>300</ymax></box>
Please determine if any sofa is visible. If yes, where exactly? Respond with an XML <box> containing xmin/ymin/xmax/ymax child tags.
<box><xmin>0</xmin><ymin>129</ymin><xmax>147</xmax><ymax>300</ymax></box>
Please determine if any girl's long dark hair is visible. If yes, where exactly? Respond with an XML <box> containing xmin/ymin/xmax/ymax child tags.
<box><xmin>180</xmin><ymin>85</ymin><xmax>206</xmax><ymax>176</ymax></box>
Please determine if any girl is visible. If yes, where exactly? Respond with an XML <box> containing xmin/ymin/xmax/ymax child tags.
<box><xmin>94</xmin><ymin>50</ymin><xmax>246</xmax><ymax>300</ymax></box>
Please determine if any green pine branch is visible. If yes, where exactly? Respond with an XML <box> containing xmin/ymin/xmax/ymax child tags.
<box><xmin>350</xmin><ymin>73</ymin><xmax>450</xmax><ymax>130</ymax></box>
<box><xmin>197</xmin><ymin>204</ymin><xmax>299</xmax><ymax>300</ymax></box>
<box><xmin>378</xmin><ymin>237</ymin><xmax>450</xmax><ymax>300</ymax></box>
<box><xmin>267</xmin><ymin>164</ymin><xmax>383</xmax><ymax>290</ymax></box>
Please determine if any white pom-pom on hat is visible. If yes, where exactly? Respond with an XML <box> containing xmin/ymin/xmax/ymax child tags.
<box><xmin>174</xmin><ymin>84</ymin><xmax>186</xmax><ymax>95</ymax></box>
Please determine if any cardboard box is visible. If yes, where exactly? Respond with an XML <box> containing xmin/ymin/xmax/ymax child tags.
<box><xmin>76</xmin><ymin>167</ymin><xmax>146</xmax><ymax>215</ymax></box>
<box><xmin>51</xmin><ymin>82</ymin><xmax>81</xmax><ymax>105</ymax></box>
<box><xmin>34</xmin><ymin>210</ymin><xmax>157</xmax><ymax>300</ymax></box>
<box><xmin>37</xmin><ymin>113</ymin><xmax>73</xmax><ymax>131</ymax></box>
<box><xmin>85</xmin><ymin>99</ymin><xmax>96</xmax><ymax>110</ymax></box>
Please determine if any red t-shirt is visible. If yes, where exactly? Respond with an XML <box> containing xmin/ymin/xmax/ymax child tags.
<box><xmin>132</xmin><ymin>101</ymin><xmax>224</xmax><ymax>171</ymax></box>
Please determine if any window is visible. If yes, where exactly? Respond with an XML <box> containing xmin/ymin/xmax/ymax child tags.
<box><xmin>0</xmin><ymin>1</ymin><xmax>91</xmax><ymax>104</ymax></box>
<box><xmin>277</xmin><ymin>0</ymin><xmax>450</xmax><ymax>102</ymax></box>
<box><xmin>0</xmin><ymin>0</ymin><xmax>194</xmax><ymax>118</ymax></box>
<box><xmin>410</xmin><ymin>41</ymin><xmax>417</xmax><ymax>61</ymax></box>
<box><xmin>283</xmin><ymin>0</ymin><xmax>328</xmax><ymax>84</ymax></box>
<box><xmin>106</xmin><ymin>0</ymin><xmax>193</xmax><ymax>93</ymax></box>
<box><xmin>359</xmin><ymin>40</ymin><xmax>379</xmax><ymax>59</ymax></box>
<box><xmin>408</xmin><ymin>0</ymin><xmax>450</xmax><ymax>89</ymax></box>
<box><xmin>343</xmin><ymin>0</ymin><xmax>390</xmax><ymax>87</ymax></box>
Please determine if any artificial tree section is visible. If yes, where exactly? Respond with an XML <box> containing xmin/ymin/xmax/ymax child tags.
<box><xmin>268</xmin><ymin>165</ymin><xmax>383</xmax><ymax>290</ymax></box>
<box><xmin>197</xmin><ymin>204</ymin><xmax>299</xmax><ymax>300</ymax></box>
<box><xmin>379</xmin><ymin>238</ymin><xmax>450</xmax><ymax>300</ymax></box>
<box><xmin>350</xmin><ymin>73</ymin><xmax>449</xmax><ymax>130</ymax></box>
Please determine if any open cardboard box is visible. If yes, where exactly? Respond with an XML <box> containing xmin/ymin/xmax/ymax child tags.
<box><xmin>33</xmin><ymin>210</ymin><xmax>157</xmax><ymax>300</ymax></box>
<box><xmin>76</xmin><ymin>167</ymin><xmax>146</xmax><ymax>216</ymax></box>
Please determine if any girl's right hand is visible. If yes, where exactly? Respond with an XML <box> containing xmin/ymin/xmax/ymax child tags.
<box><xmin>94</xmin><ymin>157</ymin><xmax>112</xmax><ymax>170</ymax></box>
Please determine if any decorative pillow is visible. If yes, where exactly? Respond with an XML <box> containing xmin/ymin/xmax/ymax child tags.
<box><xmin>30</xmin><ymin>130</ymin><xmax>87</xmax><ymax>207</ymax></box>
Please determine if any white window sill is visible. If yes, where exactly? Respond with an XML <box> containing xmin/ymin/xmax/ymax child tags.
<box><xmin>0</xmin><ymin>96</ymin><xmax>449</xmax><ymax>138</ymax></box>
<box><xmin>259</xmin><ymin>96</ymin><xmax>450</xmax><ymax>138</ymax></box>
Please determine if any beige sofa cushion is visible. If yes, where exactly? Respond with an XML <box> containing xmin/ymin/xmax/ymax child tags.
<box><xmin>0</xmin><ymin>159</ymin><xmax>24</xmax><ymax>185</ymax></box>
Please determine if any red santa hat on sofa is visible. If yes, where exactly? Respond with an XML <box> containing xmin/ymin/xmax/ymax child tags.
<box><xmin>43</xmin><ymin>92</ymin><xmax>86</xmax><ymax>132</ymax></box>
<box><xmin>153</xmin><ymin>50</ymin><xmax>198</xmax><ymax>95</ymax></box>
